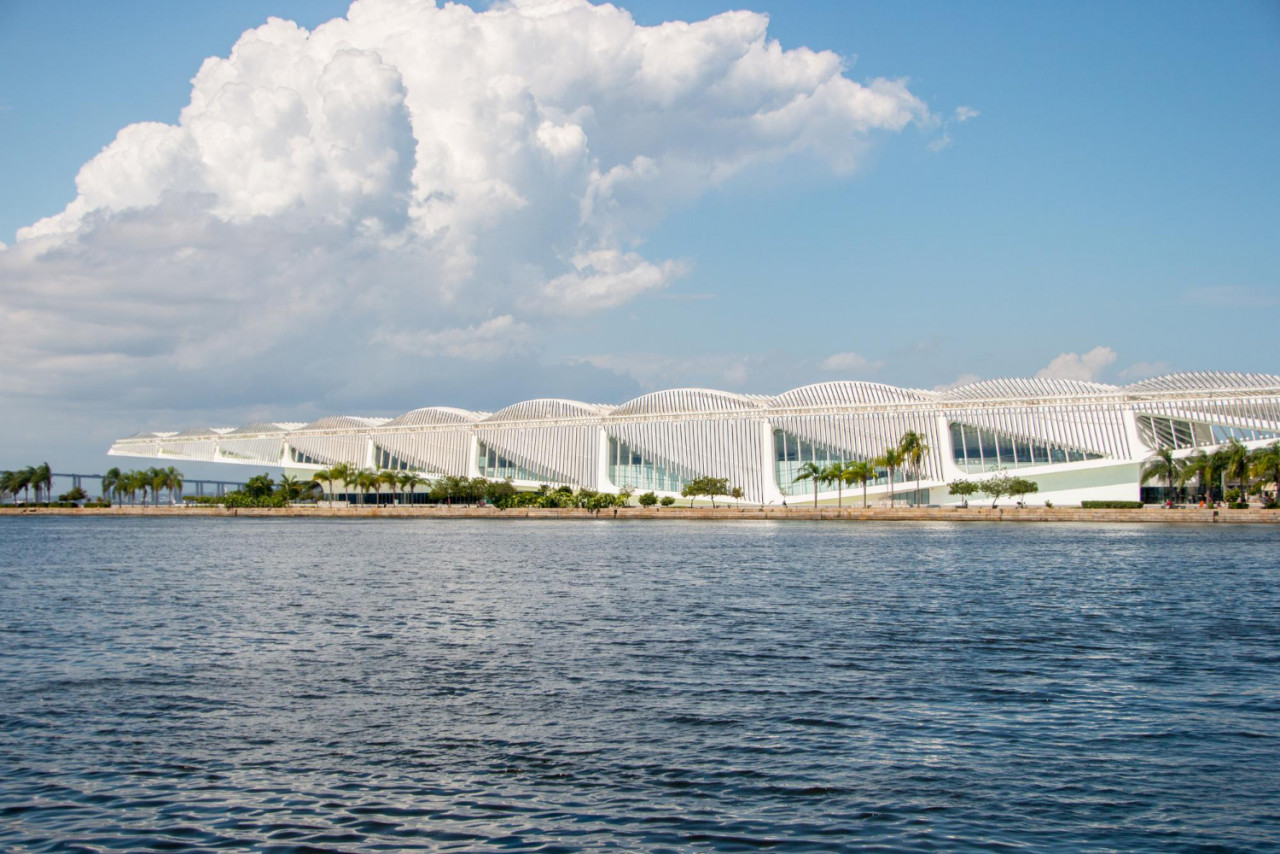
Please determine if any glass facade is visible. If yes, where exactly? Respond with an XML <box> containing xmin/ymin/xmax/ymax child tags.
<box><xmin>948</xmin><ymin>422</ymin><xmax>1100</xmax><ymax>472</ymax></box>
<box><xmin>290</xmin><ymin>447</ymin><xmax>322</xmax><ymax>465</ymax></box>
<box><xmin>607</xmin><ymin>437</ymin><xmax>689</xmax><ymax>493</ymax></box>
<box><xmin>773</xmin><ymin>429</ymin><xmax>905</xmax><ymax>497</ymax></box>
<box><xmin>477</xmin><ymin>441</ymin><xmax>543</xmax><ymax>482</ymax></box>
<box><xmin>1136</xmin><ymin>415</ymin><xmax>1277</xmax><ymax>450</ymax></box>
<box><xmin>373</xmin><ymin>446</ymin><xmax>420</xmax><ymax>471</ymax></box>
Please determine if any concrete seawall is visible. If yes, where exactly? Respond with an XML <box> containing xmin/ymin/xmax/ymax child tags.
<box><xmin>3</xmin><ymin>505</ymin><xmax>1278</xmax><ymax>523</ymax></box>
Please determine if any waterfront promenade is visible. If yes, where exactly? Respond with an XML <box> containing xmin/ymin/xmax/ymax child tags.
<box><xmin>4</xmin><ymin>504</ymin><xmax>1278</xmax><ymax>523</ymax></box>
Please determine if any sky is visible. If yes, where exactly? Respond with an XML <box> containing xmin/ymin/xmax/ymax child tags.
<box><xmin>1</xmin><ymin>0</ymin><xmax>1278</xmax><ymax>477</ymax></box>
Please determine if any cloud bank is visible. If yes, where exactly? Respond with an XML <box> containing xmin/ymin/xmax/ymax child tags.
<box><xmin>0</xmin><ymin>0</ymin><xmax>929</xmax><ymax>417</ymax></box>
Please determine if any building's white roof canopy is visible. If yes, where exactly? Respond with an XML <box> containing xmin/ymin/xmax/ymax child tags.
<box><xmin>941</xmin><ymin>377</ymin><xmax>1120</xmax><ymax>401</ymax></box>
<box><xmin>297</xmin><ymin>415</ymin><xmax>391</xmax><ymax>431</ymax></box>
<box><xmin>483</xmin><ymin>399</ymin><xmax>614</xmax><ymax>423</ymax></box>
<box><xmin>380</xmin><ymin>406</ymin><xmax>489</xmax><ymax>427</ymax></box>
<box><xmin>1125</xmin><ymin>371</ymin><xmax>1280</xmax><ymax>393</ymax></box>
<box><xmin>775</xmin><ymin>381</ymin><xmax>936</xmax><ymax>408</ymax></box>
<box><xmin>611</xmin><ymin>388</ymin><xmax>771</xmax><ymax>417</ymax></box>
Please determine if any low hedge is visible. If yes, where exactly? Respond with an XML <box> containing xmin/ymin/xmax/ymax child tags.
<box><xmin>1080</xmin><ymin>500</ymin><xmax>1144</xmax><ymax>509</ymax></box>
<box><xmin>1228</xmin><ymin>502</ymin><xmax>1249</xmax><ymax>510</ymax></box>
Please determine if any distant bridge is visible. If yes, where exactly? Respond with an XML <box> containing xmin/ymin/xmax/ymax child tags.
<box><xmin>52</xmin><ymin>473</ymin><xmax>247</xmax><ymax>499</ymax></box>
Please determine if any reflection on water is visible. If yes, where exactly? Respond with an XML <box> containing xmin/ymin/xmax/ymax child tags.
<box><xmin>1</xmin><ymin>518</ymin><xmax>1278</xmax><ymax>851</ymax></box>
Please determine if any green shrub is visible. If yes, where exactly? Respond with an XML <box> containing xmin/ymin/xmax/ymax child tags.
<box><xmin>659</xmin><ymin>496</ymin><xmax>676</xmax><ymax>506</ymax></box>
<box><xmin>83</xmin><ymin>500</ymin><xmax>111</xmax><ymax>508</ymax></box>
<box><xmin>1229</xmin><ymin>501</ymin><xmax>1249</xmax><ymax>510</ymax></box>
<box><xmin>1224</xmin><ymin>488</ymin><xmax>1242</xmax><ymax>503</ymax></box>
<box><xmin>638</xmin><ymin>491</ymin><xmax>658</xmax><ymax>507</ymax></box>
<box><xmin>1080</xmin><ymin>500</ymin><xmax>1144</xmax><ymax>509</ymax></box>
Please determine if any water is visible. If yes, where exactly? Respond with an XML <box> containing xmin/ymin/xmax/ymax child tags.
<box><xmin>1</xmin><ymin>518</ymin><xmax>1278</xmax><ymax>852</ymax></box>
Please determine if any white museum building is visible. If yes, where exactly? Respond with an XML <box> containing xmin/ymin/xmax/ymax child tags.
<box><xmin>109</xmin><ymin>372</ymin><xmax>1280</xmax><ymax>506</ymax></box>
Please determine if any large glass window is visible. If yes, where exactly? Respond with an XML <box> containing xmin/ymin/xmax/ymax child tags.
<box><xmin>1136</xmin><ymin>415</ymin><xmax>1277</xmax><ymax>451</ymax></box>
<box><xmin>772</xmin><ymin>429</ymin><xmax>907</xmax><ymax>496</ymax></box>
<box><xmin>607</xmin><ymin>437</ymin><xmax>689</xmax><ymax>493</ymax></box>
<box><xmin>477</xmin><ymin>441</ymin><xmax>542</xmax><ymax>482</ymax></box>
<box><xmin>947</xmin><ymin>422</ymin><xmax>1103</xmax><ymax>473</ymax></box>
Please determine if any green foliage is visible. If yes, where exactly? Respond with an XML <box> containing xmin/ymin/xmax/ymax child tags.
<box><xmin>681</xmin><ymin>476</ymin><xmax>732</xmax><ymax>507</ymax></box>
<box><xmin>221</xmin><ymin>490</ymin><xmax>287</xmax><ymax>508</ymax></box>
<box><xmin>660</xmin><ymin>496</ymin><xmax>676</xmax><ymax>506</ymax></box>
<box><xmin>1080</xmin><ymin>500</ymin><xmax>1144</xmax><ymax>509</ymax></box>
<box><xmin>1228</xmin><ymin>501</ymin><xmax>1249</xmax><ymax>509</ymax></box>
<box><xmin>638</xmin><ymin>491</ymin><xmax>658</xmax><ymax>507</ymax></box>
<box><xmin>977</xmin><ymin>473</ymin><xmax>1012</xmax><ymax>507</ymax></box>
<box><xmin>948</xmin><ymin>479</ymin><xmax>978</xmax><ymax>498</ymax></box>
<box><xmin>1224</xmin><ymin>488</ymin><xmax>1242</xmax><ymax>503</ymax></box>
<box><xmin>1008</xmin><ymin>477</ymin><xmax>1039</xmax><ymax>501</ymax></box>
<box><xmin>58</xmin><ymin>486</ymin><xmax>89</xmax><ymax>503</ymax></box>
<box><xmin>242</xmin><ymin>473</ymin><xmax>276</xmax><ymax>499</ymax></box>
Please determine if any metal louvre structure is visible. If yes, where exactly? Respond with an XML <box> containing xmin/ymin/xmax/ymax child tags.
<box><xmin>108</xmin><ymin>371</ymin><xmax>1280</xmax><ymax>505</ymax></box>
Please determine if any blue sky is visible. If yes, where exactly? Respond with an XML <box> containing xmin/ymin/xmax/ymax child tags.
<box><xmin>0</xmin><ymin>0</ymin><xmax>1277</xmax><ymax>474</ymax></box>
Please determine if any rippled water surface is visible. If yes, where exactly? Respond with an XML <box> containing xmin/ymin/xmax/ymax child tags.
<box><xmin>2</xmin><ymin>518</ymin><xmax>1278</xmax><ymax>852</ymax></box>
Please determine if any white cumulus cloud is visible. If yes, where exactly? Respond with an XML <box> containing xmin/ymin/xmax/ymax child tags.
<box><xmin>1035</xmin><ymin>346</ymin><xmax>1117</xmax><ymax>382</ymax></box>
<box><xmin>0</xmin><ymin>0</ymin><xmax>931</xmax><ymax>418</ymax></box>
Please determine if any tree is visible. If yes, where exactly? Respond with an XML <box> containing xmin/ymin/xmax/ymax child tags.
<box><xmin>659</xmin><ymin>496</ymin><xmax>676</xmax><ymax>506</ymax></box>
<box><xmin>242</xmin><ymin>473</ymin><xmax>275</xmax><ymax>498</ymax></box>
<box><xmin>329</xmin><ymin>463</ymin><xmax>354</xmax><ymax>504</ymax></box>
<box><xmin>682</xmin><ymin>476</ymin><xmax>731</xmax><ymax>507</ymax></box>
<box><xmin>948</xmin><ymin>479</ymin><xmax>978</xmax><ymax>507</ymax></box>
<box><xmin>150</xmin><ymin>467</ymin><xmax>169</xmax><ymax>506</ymax></box>
<box><xmin>1140</xmin><ymin>447</ymin><xmax>1182</xmax><ymax>503</ymax></box>
<box><xmin>484</xmin><ymin>478</ymin><xmax>517</xmax><ymax>506</ymax></box>
<box><xmin>793</xmin><ymin>461</ymin><xmax>824</xmax><ymax>507</ymax></box>
<box><xmin>59</xmin><ymin>486</ymin><xmax>88</xmax><ymax>504</ymax></box>
<box><xmin>1250</xmin><ymin>441</ymin><xmax>1280</xmax><ymax>505</ymax></box>
<box><xmin>842</xmin><ymin>460</ymin><xmax>876</xmax><ymax>508</ymax></box>
<box><xmin>164</xmin><ymin>467</ymin><xmax>184</xmax><ymax>504</ymax></box>
<box><xmin>102</xmin><ymin>467</ymin><xmax>123</xmax><ymax>504</ymax></box>
<box><xmin>278</xmin><ymin>474</ymin><xmax>304</xmax><ymax>506</ymax></box>
<box><xmin>378</xmin><ymin>469</ymin><xmax>400</xmax><ymax>505</ymax></box>
<box><xmin>638</xmin><ymin>491</ymin><xmax>658</xmax><ymax>507</ymax></box>
<box><xmin>821</xmin><ymin>461</ymin><xmax>846</xmax><ymax>507</ymax></box>
<box><xmin>34</xmin><ymin>462</ymin><xmax>53</xmax><ymax>504</ymax></box>
<box><xmin>899</xmin><ymin>431</ymin><xmax>930</xmax><ymax>506</ymax></box>
<box><xmin>1182</xmin><ymin>450</ymin><xmax>1215</xmax><ymax>502</ymax></box>
<box><xmin>1008</xmin><ymin>476</ymin><xmax>1039</xmax><ymax>506</ymax></box>
<box><xmin>875</xmin><ymin>447</ymin><xmax>905</xmax><ymax>507</ymax></box>
<box><xmin>354</xmin><ymin>469</ymin><xmax>379</xmax><ymax>505</ymax></box>
<box><xmin>1220</xmin><ymin>440</ymin><xmax>1251</xmax><ymax>500</ymax></box>
<box><xmin>731</xmin><ymin>486</ymin><xmax>744</xmax><ymax>502</ymax></box>
<box><xmin>979</xmin><ymin>473</ymin><xmax>1012</xmax><ymax>508</ymax></box>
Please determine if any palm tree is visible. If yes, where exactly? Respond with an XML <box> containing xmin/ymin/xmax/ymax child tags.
<box><xmin>842</xmin><ymin>460</ymin><xmax>876</xmax><ymax>508</ymax></box>
<box><xmin>793</xmin><ymin>461</ymin><xmax>824</xmax><ymax>507</ymax></box>
<box><xmin>34</xmin><ymin>462</ymin><xmax>52</xmax><ymax>504</ymax></box>
<box><xmin>898</xmin><ymin>432</ymin><xmax>930</xmax><ymax>507</ymax></box>
<box><xmin>1250</xmin><ymin>441</ymin><xmax>1280</xmax><ymax>504</ymax></box>
<box><xmin>165</xmin><ymin>466</ymin><xmax>184</xmax><ymax>504</ymax></box>
<box><xmin>821</xmin><ymin>461</ymin><xmax>846</xmax><ymax>507</ymax></box>
<box><xmin>397</xmin><ymin>471</ymin><xmax>425</xmax><ymax>505</ymax></box>
<box><xmin>278</xmin><ymin>474</ymin><xmax>302</xmax><ymax>507</ymax></box>
<box><xmin>0</xmin><ymin>470</ymin><xmax>16</xmax><ymax>504</ymax></box>
<box><xmin>356</xmin><ymin>469</ymin><xmax>379</xmax><ymax>505</ymax></box>
<box><xmin>378</xmin><ymin>470</ymin><xmax>399</xmax><ymax>505</ymax></box>
<box><xmin>1140</xmin><ymin>447</ymin><xmax>1183</xmax><ymax>503</ymax></box>
<box><xmin>310</xmin><ymin>467</ymin><xmax>333</xmax><ymax>505</ymax></box>
<box><xmin>1220</xmin><ymin>440</ymin><xmax>1251</xmax><ymax>500</ymax></box>
<box><xmin>1183</xmin><ymin>450</ymin><xmax>1221</xmax><ymax>503</ymax></box>
<box><xmin>330</xmin><ymin>463</ymin><xmax>354</xmax><ymax>504</ymax></box>
<box><xmin>875</xmin><ymin>447</ymin><xmax>905</xmax><ymax>507</ymax></box>
<box><xmin>20</xmin><ymin>466</ymin><xmax>36</xmax><ymax>504</ymax></box>
<box><xmin>102</xmin><ymin>467</ymin><xmax>122</xmax><ymax>504</ymax></box>
<box><xmin>150</xmin><ymin>467</ymin><xmax>168</xmax><ymax>506</ymax></box>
